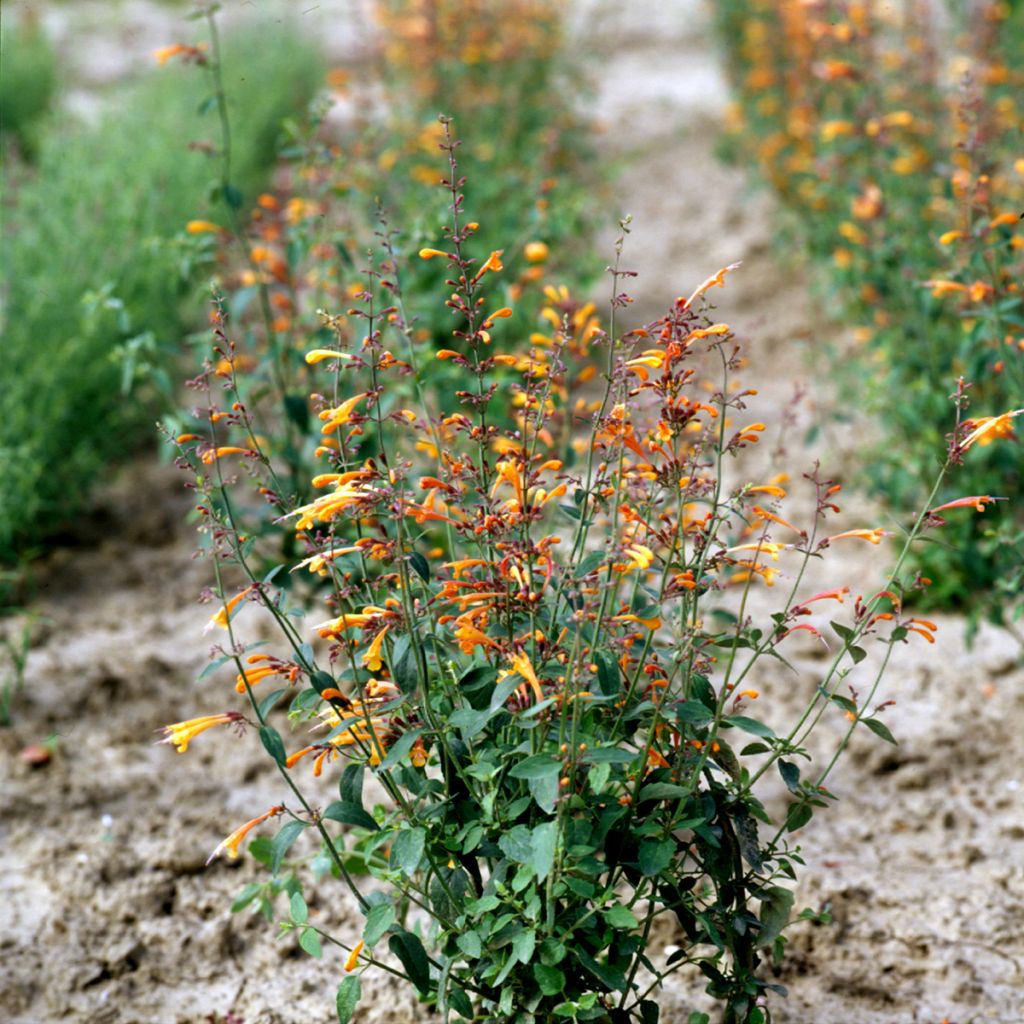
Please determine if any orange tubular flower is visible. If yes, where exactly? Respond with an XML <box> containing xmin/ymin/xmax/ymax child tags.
<box><xmin>472</xmin><ymin>250</ymin><xmax>504</xmax><ymax>282</ymax></box>
<box><xmin>510</xmin><ymin>651</ymin><xmax>543</xmax><ymax>703</ymax></box>
<box><xmin>200</xmin><ymin>446</ymin><xmax>256</xmax><ymax>465</ymax></box>
<box><xmin>824</xmin><ymin>528</ymin><xmax>888</xmax><ymax>545</ymax></box>
<box><xmin>345</xmin><ymin>941</ymin><xmax>364</xmax><ymax>972</ymax></box>
<box><xmin>751</xmin><ymin>505</ymin><xmax>804</xmax><ymax>535</ymax></box>
<box><xmin>361</xmin><ymin>626</ymin><xmax>390</xmax><ymax>672</ymax></box>
<box><xmin>159</xmin><ymin>712</ymin><xmax>240</xmax><ymax>753</ymax></box>
<box><xmin>960</xmin><ymin>410</ymin><xmax>1021</xmax><ymax>450</ymax></box>
<box><xmin>319</xmin><ymin>393</ymin><xmax>368</xmax><ymax>432</ymax></box>
<box><xmin>206</xmin><ymin>585</ymin><xmax>254</xmax><ymax>631</ymax></box>
<box><xmin>207</xmin><ymin>805</ymin><xmax>285</xmax><ymax>864</ymax></box>
<box><xmin>930</xmin><ymin>495</ymin><xmax>1005</xmax><ymax>515</ymax></box>
<box><xmin>418</xmin><ymin>247</ymin><xmax>449</xmax><ymax>260</ymax></box>
<box><xmin>680</xmin><ymin>263</ymin><xmax>741</xmax><ymax>310</ymax></box>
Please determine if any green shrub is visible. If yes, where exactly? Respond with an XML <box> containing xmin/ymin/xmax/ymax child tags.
<box><xmin>0</xmin><ymin>24</ymin><xmax>323</xmax><ymax>565</ymax></box>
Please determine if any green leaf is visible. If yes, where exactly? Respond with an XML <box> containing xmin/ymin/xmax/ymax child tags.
<box><xmin>389</xmin><ymin>827</ymin><xmax>426</xmax><ymax>876</ymax></box>
<box><xmin>582</xmin><ymin>746</ymin><xmax>635</xmax><ymax>764</ymax></box>
<box><xmin>448</xmin><ymin>986</ymin><xmax>473</xmax><ymax>1019</ymax></box>
<box><xmin>831</xmin><ymin>620</ymin><xmax>855</xmax><ymax>643</ymax></box>
<box><xmin>639</xmin><ymin>782</ymin><xmax>689</xmax><ymax>802</ymax></box>
<box><xmin>785</xmin><ymin>802</ymin><xmax>813</xmax><ymax>833</ymax></box>
<box><xmin>324</xmin><ymin>801</ymin><xmax>379</xmax><ymax>832</ymax></box>
<box><xmin>259</xmin><ymin>725</ymin><xmax>287</xmax><ymax>766</ymax></box>
<box><xmin>574</xmin><ymin>550</ymin><xmax>606</xmax><ymax>578</ymax></box>
<box><xmin>602</xmin><ymin>904</ymin><xmax>638</xmax><ymax>929</ymax></box>
<box><xmin>223</xmin><ymin>183</ymin><xmax>244</xmax><ymax>209</ymax></box>
<box><xmin>757</xmin><ymin>885</ymin><xmax>794</xmax><ymax>948</ymax></box>
<box><xmin>725</xmin><ymin>715</ymin><xmax>775</xmax><ymax>739</ymax></box>
<box><xmin>456</xmin><ymin>930</ymin><xmax>482</xmax><ymax>958</ymax></box>
<box><xmin>849</xmin><ymin>644</ymin><xmax>867</xmax><ymax>665</ymax></box>
<box><xmin>271</xmin><ymin>820</ymin><xmax>306</xmax><ymax>875</ymax></box>
<box><xmin>778</xmin><ymin>759</ymin><xmax>801</xmax><ymax>793</ymax></box>
<box><xmin>676</xmin><ymin>700</ymin><xmax>715</xmax><ymax>726</ymax></box>
<box><xmin>577</xmin><ymin>949</ymin><xmax>628</xmax><ymax>992</ymax></box>
<box><xmin>257</xmin><ymin>688</ymin><xmax>289</xmax><ymax>719</ymax></box>
<box><xmin>593</xmin><ymin>649</ymin><xmax>620</xmax><ymax>696</ymax></box>
<box><xmin>498</xmin><ymin>825</ymin><xmax>534</xmax><ymax>863</ymax></box>
<box><xmin>638</xmin><ymin>838</ymin><xmax>675</xmax><ymax>876</ymax></box>
<box><xmin>512</xmin><ymin>928</ymin><xmax>536</xmax><ymax>965</ymax></box>
<box><xmin>530</xmin><ymin>772</ymin><xmax>560</xmax><ymax>814</ymax></box>
<box><xmin>389</xmin><ymin>930</ymin><xmax>432</xmax><ymax>993</ymax></box>
<box><xmin>230</xmin><ymin>882</ymin><xmax>261</xmax><ymax>913</ymax></box>
<box><xmin>530</xmin><ymin>821</ymin><xmax>557</xmax><ymax>882</ymax></box>
<box><xmin>290</xmin><ymin>891</ymin><xmax>308</xmax><ymax>924</ymax></box>
<box><xmin>363</xmin><ymin>902</ymin><xmax>395</xmax><ymax>947</ymax></box>
<box><xmin>339</xmin><ymin>763</ymin><xmax>364</xmax><ymax>805</ymax></box>
<box><xmin>299</xmin><ymin>926</ymin><xmax>322</xmax><ymax>958</ymax></box>
<box><xmin>509</xmin><ymin>754</ymin><xmax>561</xmax><ymax>780</ymax></box>
<box><xmin>336</xmin><ymin>974</ymin><xmax>361</xmax><ymax>1023</ymax></box>
<box><xmin>533</xmin><ymin>962</ymin><xmax>566</xmax><ymax>996</ymax></box>
<box><xmin>409</xmin><ymin>551</ymin><xmax>431</xmax><ymax>583</ymax></box>
<box><xmin>390</xmin><ymin>636</ymin><xmax>419</xmax><ymax>694</ymax></box>
<box><xmin>862</xmin><ymin>717</ymin><xmax>897</xmax><ymax>744</ymax></box>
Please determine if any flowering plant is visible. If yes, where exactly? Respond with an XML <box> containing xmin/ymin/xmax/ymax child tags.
<box><xmin>712</xmin><ymin>0</ymin><xmax>1024</xmax><ymax>633</ymax></box>
<box><xmin>163</xmin><ymin>115</ymin><xmax>1018</xmax><ymax>1021</ymax></box>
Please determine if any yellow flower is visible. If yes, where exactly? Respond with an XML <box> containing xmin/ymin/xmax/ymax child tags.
<box><xmin>361</xmin><ymin>626</ymin><xmax>390</xmax><ymax>673</ymax></box>
<box><xmin>305</xmin><ymin>348</ymin><xmax>352</xmax><ymax>364</ymax></box>
<box><xmin>186</xmin><ymin>220</ymin><xmax>221</xmax><ymax>235</ymax></box>
<box><xmin>319</xmin><ymin>393</ymin><xmax>368</xmax><ymax>432</ymax></box>
<box><xmin>159</xmin><ymin>712</ymin><xmax>240</xmax><ymax>753</ymax></box>
<box><xmin>510</xmin><ymin>651</ymin><xmax>543</xmax><ymax>703</ymax></box>
<box><xmin>206</xmin><ymin>586</ymin><xmax>254</xmax><ymax>631</ymax></box>
<box><xmin>419</xmin><ymin>247</ymin><xmax>448</xmax><ymax>260</ymax></box>
<box><xmin>960</xmin><ymin>410</ymin><xmax>1021</xmax><ymax>449</ymax></box>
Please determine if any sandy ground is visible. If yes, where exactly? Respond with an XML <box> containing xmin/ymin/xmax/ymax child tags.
<box><xmin>2</xmin><ymin>2</ymin><xmax>1023</xmax><ymax>1023</ymax></box>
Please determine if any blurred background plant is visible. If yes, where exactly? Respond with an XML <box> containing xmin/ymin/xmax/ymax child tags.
<box><xmin>165</xmin><ymin>0</ymin><xmax>606</xmax><ymax>578</ymax></box>
<box><xmin>0</xmin><ymin>21</ymin><xmax>316</xmax><ymax>579</ymax></box>
<box><xmin>711</xmin><ymin>0</ymin><xmax>1024</xmax><ymax>635</ymax></box>
<box><xmin>0</xmin><ymin>11</ymin><xmax>59</xmax><ymax>162</ymax></box>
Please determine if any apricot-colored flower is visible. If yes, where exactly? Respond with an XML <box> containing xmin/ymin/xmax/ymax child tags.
<box><xmin>186</xmin><ymin>220</ymin><xmax>221</xmax><ymax>235</ymax></box>
<box><xmin>418</xmin><ymin>248</ymin><xmax>448</xmax><ymax>260</ymax></box>
<box><xmin>206</xmin><ymin>586</ymin><xmax>254</xmax><ymax>631</ymax></box>
<box><xmin>361</xmin><ymin>626</ymin><xmax>390</xmax><ymax>673</ymax></box>
<box><xmin>825</xmin><ymin>528</ymin><xmax>888</xmax><ymax>544</ymax></box>
<box><xmin>319</xmin><ymin>393</ymin><xmax>368</xmax><ymax>432</ymax></box>
<box><xmin>200</xmin><ymin>446</ymin><xmax>256</xmax><ymax>465</ymax></box>
<box><xmin>930</xmin><ymin>495</ymin><xmax>1004</xmax><ymax>514</ymax></box>
<box><xmin>472</xmin><ymin>250</ymin><xmax>504</xmax><ymax>281</ymax></box>
<box><xmin>680</xmin><ymin>263</ymin><xmax>741</xmax><ymax>310</ymax></box>
<box><xmin>207</xmin><ymin>805</ymin><xmax>285</xmax><ymax>864</ymax></box>
<box><xmin>510</xmin><ymin>650</ymin><xmax>543</xmax><ymax>702</ymax></box>
<box><xmin>159</xmin><ymin>712</ymin><xmax>241</xmax><ymax>753</ymax></box>
<box><xmin>345</xmin><ymin>941</ymin><xmax>364</xmax><ymax>972</ymax></box>
<box><xmin>960</xmin><ymin>410</ymin><xmax>1021</xmax><ymax>449</ymax></box>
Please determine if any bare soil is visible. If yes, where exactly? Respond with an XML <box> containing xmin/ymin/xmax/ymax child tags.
<box><xmin>2</xmin><ymin>3</ymin><xmax>1022</xmax><ymax>1023</ymax></box>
